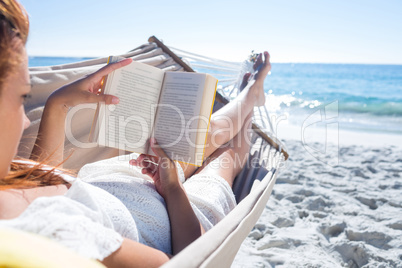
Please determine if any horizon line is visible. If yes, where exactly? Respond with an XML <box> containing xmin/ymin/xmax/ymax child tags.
<box><xmin>27</xmin><ymin>55</ymin><xmax>402</xmax><ymax>66</ymax></box>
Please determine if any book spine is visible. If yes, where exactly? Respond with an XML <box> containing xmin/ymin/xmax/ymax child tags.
<box><xmin>199</xmin><ymin>79</ymin><xmax>218</xmax><ymax>166</ymax></box>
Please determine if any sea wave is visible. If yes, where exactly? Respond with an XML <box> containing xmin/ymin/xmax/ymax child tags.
<box><xmin>264</xmin><ymin>93</ymin><xmax>402</xmax><ymax>134</ymax></box>
<box><xmin>337</xmin><ymin>101</ymin><xmax>402</xmax><ymax>116</ymax></box>
<box><xmin>266</xmin><ymin>93</ymin><xmax>402</xmax><ymax>117</ymax></box>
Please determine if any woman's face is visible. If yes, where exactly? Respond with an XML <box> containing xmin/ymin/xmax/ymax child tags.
<box><xmin>0</xmin><ymin>46</ymin><xmax>31</xmax><ymax>179</ymax></box>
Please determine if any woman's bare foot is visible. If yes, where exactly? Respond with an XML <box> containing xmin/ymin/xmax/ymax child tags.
<box><xmin>239</xmin><ymin>53</ymin><xmax>264</xmax><ymax>91</ymax></box>
<box><xmin>245</xmin><ymin>51</ymin><xmax>271</xmax><ymax>106</ymax></box>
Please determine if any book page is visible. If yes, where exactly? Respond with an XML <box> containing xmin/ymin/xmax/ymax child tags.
<box><xmin>98</xmin><ymin>61</ymin><xmax>164</xmax><ymax>153</ymax></box>
<box><xmin>152</xmin><ymin>72</ymin><xmax>206</xmax><ymax>165</ymax></box>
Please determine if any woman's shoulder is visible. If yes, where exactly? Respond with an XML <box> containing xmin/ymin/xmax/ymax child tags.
<box><xmin>0</xmin><ymin>184</ymin><xmax>70</xmax><ymax>220</ymax></box>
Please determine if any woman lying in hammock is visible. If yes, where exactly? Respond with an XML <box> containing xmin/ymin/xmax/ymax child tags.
<box><xmin>0</xmin><ymin>0</ymin><xmax>271</xmax><ymax>267</ymax></box>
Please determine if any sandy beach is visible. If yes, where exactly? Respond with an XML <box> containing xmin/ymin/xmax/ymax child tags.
<box><xmin>233</xmin><ymin>125</ymin><xmax>402</xmax><ymax>267</ymax></box>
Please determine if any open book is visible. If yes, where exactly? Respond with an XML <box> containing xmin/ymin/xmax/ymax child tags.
<box><xmin>90</xmin><ymin>57</ymin><xmax>218</xmax><ymax>166</ymax></box>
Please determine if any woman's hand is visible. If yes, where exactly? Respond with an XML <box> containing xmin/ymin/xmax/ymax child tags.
<box><xmin>130</xmin><ymin>138</ymin><xmax>204</xmax><ymax>254</ymax></box>
<box><xmin>130</xmin><ymin>138</ymin><xmax>181</xmax><ymax>199</ymax></box>
<box><xmin>46</xmin><ymin>58</ymin><xmax>132</xmax><ymax>112</ymax></box>
<box><xmin>30</xmin><ymin>58</ymin><xmax>132</xmax><ymax>165</ymax></box>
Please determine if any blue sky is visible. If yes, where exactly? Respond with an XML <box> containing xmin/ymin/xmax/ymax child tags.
<box><xmin>20</xmin><ymin>0</ymin><xmax>402</xmax><ymax>64</ymax></box>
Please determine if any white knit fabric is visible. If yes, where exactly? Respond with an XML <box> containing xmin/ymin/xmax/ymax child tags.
<box><xmin>78</xmin><ymin>155</ymin><xmax>173</xmax><ymax>253</ymax></box>
<box><xmin>184</xmin><ymin>173</ymin><xmax>237</xmax><ymax>231</ymax></box>
<box><xmin>0</xmin><ymin>178</ymin><xmax>130</xmax><ymax>261</ymax></box>
<box><xmin>0</xmin><ymin>153</ymin><xmax>236</xmax><ymax>260</ymax></box>
<box><xmin>78</xmin><ymin>153</ymin><xmax>237</xmax><ymax>249</ymax></box>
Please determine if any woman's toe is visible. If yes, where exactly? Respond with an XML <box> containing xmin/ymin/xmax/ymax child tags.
<box><xmin>253</xmin><ymin>53</ymin><xmax>263</xmax><ymax>71</ymax></box>
<box><xmin>240</xmin><ymin>72</ymin><xmax>252</xmax><ymax>90</ymax></box>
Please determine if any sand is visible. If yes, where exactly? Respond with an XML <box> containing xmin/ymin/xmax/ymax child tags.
<box><xmin>233</xmin><ymin>126</ymin><xmax>402</xmax><ymax>267</ymax></box>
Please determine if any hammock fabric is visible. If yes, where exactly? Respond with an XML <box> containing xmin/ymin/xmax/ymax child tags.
<box><xmin>8</xmin><ymin>36</ymin><xmax>287</xmax><ymax>267</ymax></box>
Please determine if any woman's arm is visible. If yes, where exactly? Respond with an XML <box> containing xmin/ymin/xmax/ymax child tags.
<box><xmin>30</xmin><ymin>58</ymin><xmax>132</xmax><ymax>165</ymax></box>
<box><xmin>30</xmin><ymin>98</ymin><xmax>68</xmax><ymax>166</ymax></box>
<box><xmin>164</xmin><ymin>182</ymin><xmax>206</xmax><ymax>253</ymax></box>
<box><xmin>130</xmin><ymin>138</ymin><xmax>205</xmax><ymax>254</ymax></box>
<box><xmin>101</xmin><ymin>238</ymin><xmax>171</xmax><ymax>268</ymax></box>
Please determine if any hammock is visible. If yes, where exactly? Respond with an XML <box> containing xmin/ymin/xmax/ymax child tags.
<box><xmin>8</xmin><ymin>36</ymin><xmax>288</xmax><ymax>267</ymax></box>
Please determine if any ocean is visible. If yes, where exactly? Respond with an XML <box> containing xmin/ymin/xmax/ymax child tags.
<box><xmin>29</xmin><ymin>56</ymin><xmax>95</xmax><ymax>67</ymax></box>
<box><xmin>265</xmin><ymin>63</ymin><xmax>402</xmax><ymax>135</ymax></box>
<box><xmin>28</xmin><ymin>57</ymin><xmax>402</xmax><ymax>135</ymax></box>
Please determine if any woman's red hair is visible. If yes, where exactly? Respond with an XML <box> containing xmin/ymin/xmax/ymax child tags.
<box><xmin>0</xmin><ymin>0</ymin><xmax>68</xmax><ymax>190</ymax></box>
<box><xmin>0</xmin><ymin>0</ymin><xmax>28</xmax><ymax>89</ymax></box>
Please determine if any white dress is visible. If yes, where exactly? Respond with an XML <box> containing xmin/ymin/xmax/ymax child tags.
<box><xmin>0</xmin><ymin>154</ymin><xmax>236</xmax><ymax>260</ymax></box>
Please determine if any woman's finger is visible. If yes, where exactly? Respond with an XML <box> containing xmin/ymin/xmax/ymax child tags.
<box><xmin>150</xmin><ymin>138</ymin><xmax>168</xmax><ymax>158</ymax></box>
<box><xmin>91</xmin><ymin>58</ymin><xmax>133</xmax><ymax>82</ymax></box>
<box><xmin>150</xmin><ymin>138</ymin><xmax>175</xmax><ymax>169</ymax></box>
<box><xmin>131</xmin><ymin>155</ymin><xmax>158</xmax><ymax>170</ymax></box>
<box><xmin>143</xmin><ymin>166</ymin><xmax>157</xmax><ymax>176</ymax></box>
<box><xmin>131</xmin><ymin>159</ymin><xmax>156</xmax><ymax>175</ymax></box>
<box><xmin>96</xmin><ymin>94</ymin><xmax>119</xmax><ymax>104</ymax></box>
<box><xmin>138</xmin><ymin>154</ymin><xmax>159</xmax><ymax>166</ymax></box>
<box><xmin>142</xmin><ymin>161</ymin><xmax>158</xmax><ymax>174</ymax></box>
<box><xmin>80</xmin><ymin>91</ymin><xmax>119</xmax><ymax>104</ymax></box>
<box><xmin>139</xmin><ymin>153</ymin><xmax>159</xmax><ymax>164</ymax></box>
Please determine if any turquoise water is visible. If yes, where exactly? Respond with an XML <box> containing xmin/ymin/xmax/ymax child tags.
<box><xmin>265</xmin><ymin>63</ymin><xmax>402</xmax><ymax>134</ymax></box>
<box><xmin>28</xmin><ymin>56</ymin><xmax>95</xmax><ymax>67</ymax></box>
<box><xmin>269</xmin><ymin>64</ymin><xmax>402</xmax><ymax>116</ymax></box>
<box><xmin>29</xmin><ymin>57</ymin><xmax>402</xmax><ymax>134</ymax></box>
